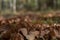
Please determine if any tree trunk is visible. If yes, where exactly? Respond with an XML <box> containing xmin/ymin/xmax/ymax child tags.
<box><xmin>53</xmin><ymin>0</ymin><xmax>57</xmax><ymax>9</ymax></box>
<box><xmin>37</xmin><ymin>0</ymin><xmax>41</xmax><ymax>10</ymax></box>
<box><xmin>13</xmin><ymin>0</ymin><xmax>16</xmax><ymax>14</ymax></box>
<box><xmin>0</xmin><ymin>0</ymin><xmax>1</xmax><ymax>11</ymax></box>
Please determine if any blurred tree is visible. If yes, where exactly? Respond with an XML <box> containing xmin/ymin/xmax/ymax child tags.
<box><xmin>0</xmin><ymin>0</ymin><xmax>60</xmax><ymax>12</ymax></box>
<box><xmin>57</xmin><ymin>0</ymin><xmax>60</xmax><ymax>9</ymax></box>
<box><xmin>40</xmin><ymin>0</ymin><xmax>47</xmax><ymax>11</ymax></box>
<box><xmin>12</xmin><ymin>0</ymin><xmax>16</xmax><ymax>14</ymax></box>
<box><xmin>47</xmin><ymin>0</ymin><xmax>54</xmax><ymax>9</ymax></box>
<box><xmin>37</xmin><ymin>0</ymin><xmax>41</xmax><ymax>10</ymax></box>
<box><xmin>0</xmin><ymin>0</ymin><xmax>1</xmax><ymax>11</ymax></box>
<box><xmin>1</xmin><ymin>0</ymin><xmax>5</xmax><ymax>10</ymax></box>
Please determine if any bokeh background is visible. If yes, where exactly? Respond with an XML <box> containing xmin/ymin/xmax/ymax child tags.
<box><xmin>0</xmin><ymin>0</ymin><xmax>60</xmax><ymax>24</ymax></box>
<box><xmin>0</xmin><ymin>0</ymin><xmax>60</xmax><ymax>14</ymax></box>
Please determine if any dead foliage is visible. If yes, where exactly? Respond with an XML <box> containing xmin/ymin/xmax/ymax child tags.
<box><xmin>0</xmin><ymin>16</ymin><xmax>60</xmax><ymax>40</ymax></box>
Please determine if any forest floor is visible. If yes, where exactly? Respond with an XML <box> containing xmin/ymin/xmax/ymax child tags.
<box><xmin>0</xmin><ymin>10</ymin><xmax>60</xmax><ymax>40</ymax></box>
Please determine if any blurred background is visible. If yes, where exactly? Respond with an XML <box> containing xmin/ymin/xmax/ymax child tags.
<box><xmin>0</xmin><ymin>0</ymin><xmax>60</xmax><ymax>14</ymax></box>
<box><xmin>0</xmin><ymin>0</ymin><xmax>60</xmax><ymax>18</ymax></box>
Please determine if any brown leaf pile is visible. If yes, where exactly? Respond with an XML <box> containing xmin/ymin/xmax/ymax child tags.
<box><xmin>0</xmin><ymin>16</ymin><xmax>60</xmax><ymax>40</ymax></box>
